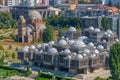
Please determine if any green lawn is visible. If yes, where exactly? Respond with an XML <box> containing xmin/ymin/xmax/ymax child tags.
<box><xmin>0</xmin><ymin>66</ymin><xmax>32</xmax><ymax>78</ymax></box>
<box><xmin>35</xmin><ymin>72</ymin><xmax>74</xmax><ymax>80</ymax></box>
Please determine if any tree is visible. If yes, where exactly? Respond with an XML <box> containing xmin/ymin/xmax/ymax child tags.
<box><xmin>15</xmin><ymin>47</ymin><xmax>18</xmax><ymax>51</ymax></box>
<box><xmin>9</xmin><ymin>45</ymin><xmax>12</xmax><ymax>50</ymax></box>
<box><xmin>12</xmin><ymin>52</ymin><xmax>17</xmax><ymax>60</ymax></box>
<box><xmin>109</xmin><ymin>42</ymin><xmax>120</xmax><ymax>80</ymax></box>
<box><xmin>115</xmin><ymin>3</ymin><xmax>120</xmax><ymax>9</ymax></box>
<box><xmin>0</xmin><ymin>45</ymin><xmax>3</xmax><ymax>50</ymax></box>
<box><xmin>38</xmin><ymin>68</ymin><xmax>42</xmax><ymax>76</ymax></box>
<box><xmin>42</xmin><ymin>25</ymin><xmax>54</xmax><ymax>42</ymax></box>
<box><xmin>58</xmin><ymin>29</ymin><xmax>63</xmax><ymax>38</ymax></box>
<box><xmin>108</xmin><ymin>0</ymin><xmax>113</xmax><ymax>6</ymax></box>
<box><xmin>27</xmin><ymin>66</ymin><xmax>30</xmax><ymax>72</ymax></box>
<box><xmin>101</xmin><ymin>17</ymin><xmax>110</xmax><ymax>31</ymax></box>
<box><xmin>0</xmin><ymin>12</ymin><xmax>17</xmax><ymax>29</ymax></box>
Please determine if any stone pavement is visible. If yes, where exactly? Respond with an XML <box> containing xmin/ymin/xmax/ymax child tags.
<box><xmin>75</xmin><ymin>70</ymin><xmax>111</xmax><ymax>80</ymax></box>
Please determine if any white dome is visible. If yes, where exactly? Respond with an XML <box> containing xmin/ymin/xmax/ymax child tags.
<box><xmin>29</xmin><ymin>45</ymin><xmax>36</xmax><ymax>50</ymax></box>
<box><xmin>41</xmin><ymin>43</ymin><xmax>49</xmax><ymax>48</ymax></box>
<box><xmin>67</xmin><ymin>55</ymin><xmax>72</xmax><ymax>59</ymax></box>
<box><xmin>39</xmin><ymin>50</ymin><xmax>43</xmax><ymax>53</ymax></box>
<box><xmin>24</xmin><ymin>46</ymin><xmax>29</xmax><ymax>49</ymax></box>
<box><xmin>67</xmin><ymin>40</ymin><xmax>75</xmax><ymax>45</ymax></box>
<box><xmin>48</xmin><ymin>48</ymin><xmax>58</xmax><ymax>53</ymax></box>
<box><xmin>61</xmin><ymin>36</ymin><xmax>65</xmax><ymax>39</ymax></box>
<box><xmin>84</xmin><ymin>49</ymin><xmax>90</xmax><ymax>54</ymax></box>
<box><xmin>97</xmin><ymin>45</ymin><xmax>104</xmax><ymax>50</ymax></box>
<box><xmin>107</xmin><ymin>34</ymin><xmax>111</xmax><ymax>37</ymax></box>
<box><xmin>48</xmin><ymin>41</ymin><xmax>55</xmax><ymax>46</ymax></box>
<box><xmin>104</xmin><ymin>32</ymin><xmax>107</xmax><ymax>35</ymax></box>
<box><xmin>88</xmin><ymin>42</ymin><xmax>94</xmax><ymax>47</ymax></box>
<box><xmin>64</xmin><ymin>49</ymin><xmax>71</xmax><ymax>54</ymax></box>
<box><xmin>93</xmin><ymin>46</ymin><xmax>96</xmax><ymax>49</ymax></box>
<box><xmin>78</xmin><ymin>36</ymin><xmax>89</xmax><ymax>44</ymax></box>
<box><xmin>76</xmin><ymin>54</ymin><xmax>83</xmax><ymax>59</ymax></box>
<box><xmin>28</xmin><ymin>10</ymin><xmax>42</xmax><ymax>20</ymax></box>
<box><xmin>72</xmin><ymin>40</ymin><xmax>86</xmax><ymax>48</ymax></box>
<box><xmin>83</xmin><ymin>53</ymin><xmax>87</xmax><ymax>57</ymax></box>
<box><xmin>58</xmin><ymin>39</ymin><xmax>67</xmax><ymax>46</ymax></box>
<box><xmin>116</xmin><ymin>39</ymin><xmax>119</xmax><ymax>42</ymax></box>
<box><xmin>95</xmin><ymin>28</ymin><xmax>100</xmax><ymax>32</ymax></box>
<box><xmin>36</xmin><ymin>44</ymin><xmax>41</xmax><ymax>48</ymax></box>
<box><xmin>68</xmin><ymin>27</ymin><xmax>77</xmax><ymax>32</ymax></box>
<box><xmin>66</xmin><ymin>37</ymin><xmax>69</xmax><ymax>41</ymax></box>
<box><xmin>102</xmin><ymin>39</ymin><xmax>107</xmax><ymax>43</ymax></box>
<box><xmin>22</xmin><ymin>46</ymin><xmax>29</xmax><ymax>52</ymax></box>
<box><xmin>73</xmin><ymin>52</ymin><xmax>77</xmax><ymax>56</ymax></box>
<box><xmin>34</xmin><ymin>49</ymin><xmax>38</xmax><ymax>52</ymax></box>
<box><xmin>94</xmin><ymin>49</ymin><xmax>99</xmax><ymax>54</ymax></box>
<box><xmin>91</xmin><ymin>54</ymin><xmax>96</xmax><ymax>57</ymax></box>
<box><xmin>89</xmin><ymin>26</ymin><xmax>94</xmax><ymax>30</ymax></box>
<box><xmin>106</xmin><ymin>30</ymin><xmax>113</xmax><ymax>34</ymax></box>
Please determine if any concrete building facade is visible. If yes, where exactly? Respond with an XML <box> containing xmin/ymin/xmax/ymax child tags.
<box><xmin>17</xmin><ymin>10</ymin><xmax>46</xmax><ymax>43</ymax></box>
<box><xmin>18</xmin><ymin>27</ymin><xmax>118</xmax><ymax>74</ymax></box>
<box><xmin>0</xmin><ymin>0</ymin><xmax>5</xmax><ymax>5</ymax></box>
<box><xmin>5</xmin><ymin>0</ymin><xmax>21</xmax><ymax>6</ymax></box>
<box><xmin>10</xmin><ymin>6</ymin><xmax>60</xmax><ymax>20</ymax></box>
<box><xmin>81</xmin><ymin>16</ymin><xmax>120</xmax><ymax>39</ymax></box>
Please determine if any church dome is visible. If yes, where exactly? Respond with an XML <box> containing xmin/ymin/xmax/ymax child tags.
<box><xmin>72</xmin><ymin>40</ymin><xmax>86</xmax><ymax>48</ymax></box>
<box><xmin>58</xmin><ymin>39</ymin><xmax>67</xmax><ymax>46</ymax></box>
<box><xmin>48</xmin><ymin>48</ymin><xmax>58</xmax><ymax>53</ymax></box>
<box><xmin>68</xmin><ymin>27</ymin><xmax>77</xmax><ymax>32</ymax></box>
<box><xmin>28</xmin><ymin>10</ymin><xmax>42</xmax><ymax>20</ymax></box>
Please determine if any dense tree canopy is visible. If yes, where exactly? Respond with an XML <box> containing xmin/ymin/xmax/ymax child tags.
<box><xmin>0</xmin><ymin>12</ymin><xmax>17</xmax><ymax>29</ymax></box>
<box><xmin>101</xmin><ymin>17</ymin><xmax>110</xmax><ymax>31</ymax></box>
<box><xmin>109</xmin><ymin>42</ymin><xmax>120</xmax><ymax>80</ymax></box>
<box><xmin>42</xmin><ymin>25</ymin><xmax>54</xmax><ymax>42</ymax></box>
<box><xmin>43</xmin><ymin>15</ymin><xmax>81</xmax><ymax>29</ymax></box>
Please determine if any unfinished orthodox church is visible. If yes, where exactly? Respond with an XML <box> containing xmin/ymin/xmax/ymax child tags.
<box><xmin>18</xmin><ymin>10</ymin><xmax>46</xmax><ymax>43</ymax></box>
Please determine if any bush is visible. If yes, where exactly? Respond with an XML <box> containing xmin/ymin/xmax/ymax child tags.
<box><xmin>10</xmin><ymin>33</ymin><xmax>16</xmax><ymax>40</ymax></box>
<box><xmin>0</xmin><ymin>66</ymin><xmax>32</xmax><ymax>76</ymax></box>
<box><xmin>0</xmin><ymin>36</ymin><xmax>3</xmax><ymax>40</ymax></box>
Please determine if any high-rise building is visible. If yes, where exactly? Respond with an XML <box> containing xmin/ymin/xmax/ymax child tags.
<box><xmin>0</xmin><ymin>0</ymin><xmax>5</xmax><ymax>5</ymax></box>
<box><xmin>21</xmin><ymin>0</ymin><xmax>49</xmax><ymax>7</ymax></box>
<box><xmin>5</xmin><ymin>0</ymin><xmax>21</xmax><ymax>6</ymax></box>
